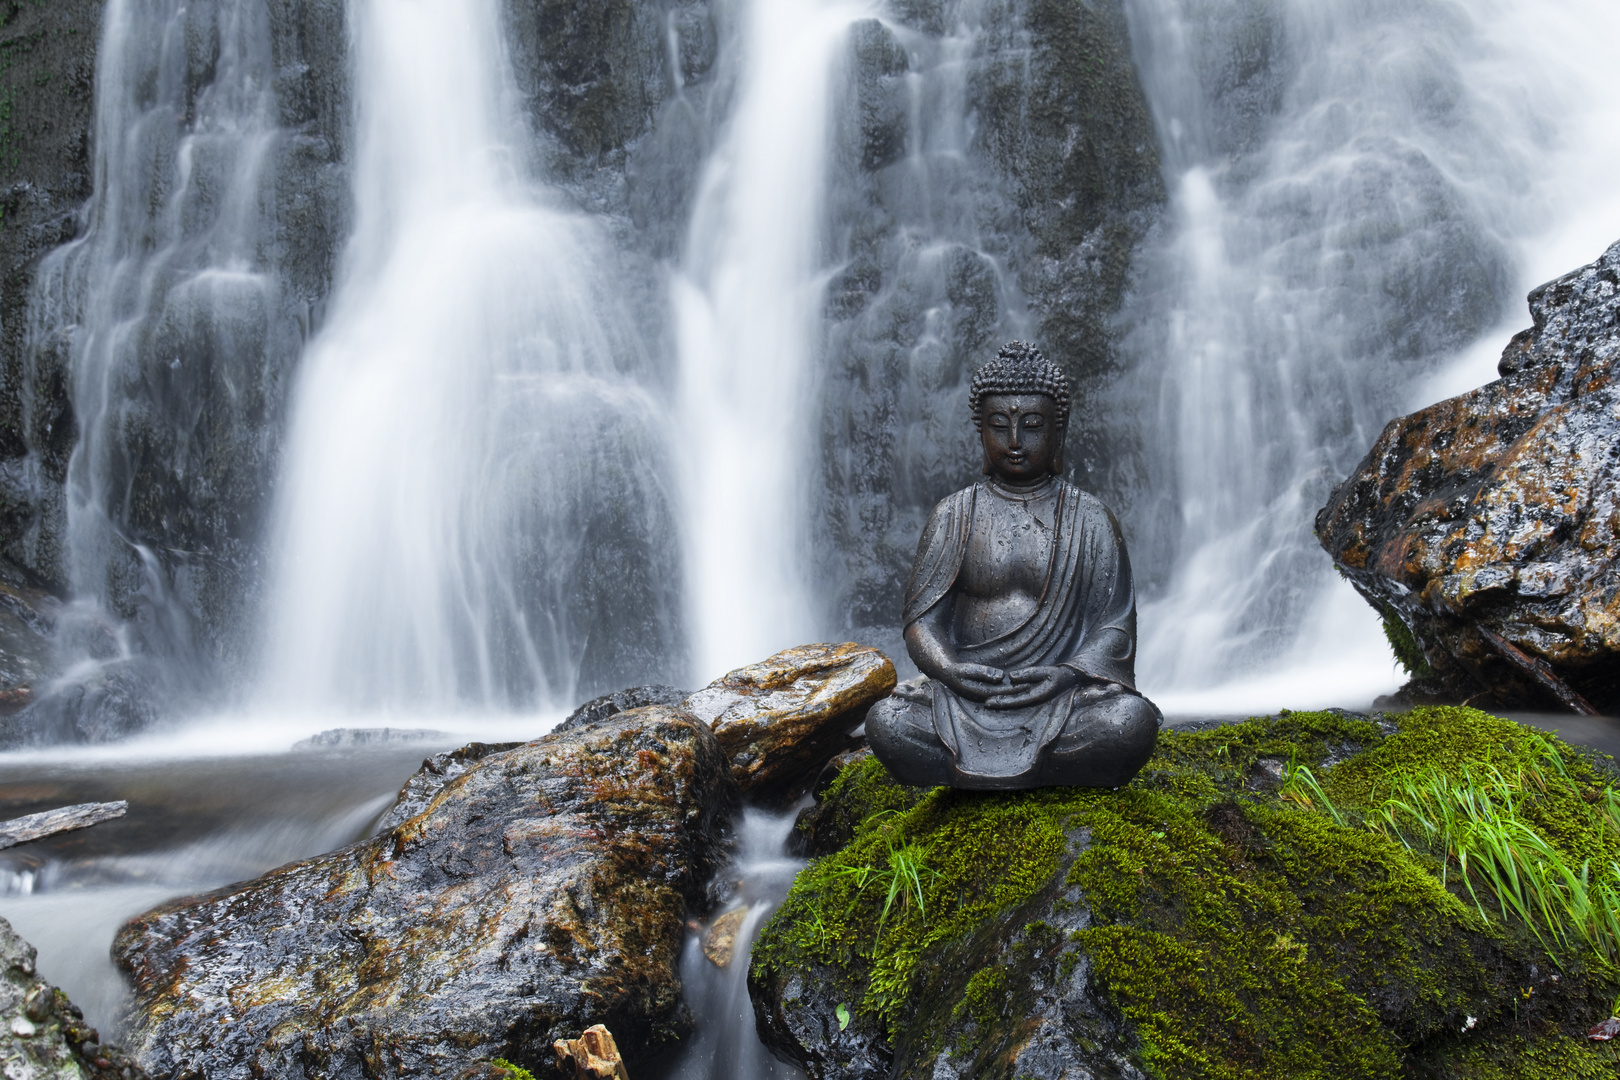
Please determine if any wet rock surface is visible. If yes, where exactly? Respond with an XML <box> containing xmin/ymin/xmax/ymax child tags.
<box><xmin>683</xmin><ymin>643</ymin><xmax>895</xmax><ymax>804</ymax></box>
<box><xmin>554</xmin><ymin>684</ymin><xmax>687</xmax><ymax>735</ymax></box>
<box><xmin>114</xmin><ymin>706</ymin><xmax>739</xmax><ymax>1080</ymax></box>
<box><xmin>1</xmin><ymin>916</ymin><xmax>147</xmax><ymax>1080</ymax></box>
<box><xmin>374</xmin><ymin>740</ymin><xmax>526</xmax><ymax>834</ymax></box>
<box><xmin>1318</xmin><ymin>238</ymin><xmax>1620</xmax><ymax>711</ymax></box>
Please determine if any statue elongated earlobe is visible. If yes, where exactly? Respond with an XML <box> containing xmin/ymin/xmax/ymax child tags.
<box><xmin>1050</xmin><ymin>426</ymin><xmax>1067</xmax><ymax>475</ymax></box>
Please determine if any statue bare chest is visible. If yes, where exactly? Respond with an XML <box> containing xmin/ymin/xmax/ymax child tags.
<box><xmin>951</xmin><ymin>491</ymin><xmax>1056</xmax><ymax>644</ymax></box>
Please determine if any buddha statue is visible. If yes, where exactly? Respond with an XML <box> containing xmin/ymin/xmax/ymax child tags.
<box><xmin>867</xmin><ymin>342</ymin><xmax>1161</xmax><ymax>790</ymax></box>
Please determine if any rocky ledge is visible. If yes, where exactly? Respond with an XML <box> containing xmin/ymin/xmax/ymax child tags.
<box><xmin>1317</xmin><ymin>238</ymin><xmax>1620</xmax><ymax>711</ymax></box>
<box><xmin>751</xmin><ymin>707</ymin><xmax>1620</xmax><ymax>1079</ymax></box>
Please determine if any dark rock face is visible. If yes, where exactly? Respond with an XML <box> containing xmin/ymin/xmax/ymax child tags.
<box><xmin>684</xmin><ymin>643</ymin><xmax>895</xmax><ymax>805</ymax></box>
<box><xmin>114</xmin><ymin>706</ymin><xmax>739</xmax><ymax>1079</ymax></box>
<box><xmin>0</xmin><ymin>558</ymin><xmax>59</xmax><ymax>717</ymax></box>
<box><xmin>813</xmin><ymin>0</ymin><xmax>1164</xmax><ymax>632</ymax></box>
<box><xmin>1317</xmin><ymin>239</ymin><xmax>1620</xmax><ymax>711</ymax></box>
<box><xmin>1</xmin><ymin>916</ymin><xmax>148</xmax><ymax>1080</ymax></box>
<box><xmin>0</xmin><ymin>0</ymin><xmax>100</xmax><ymax>591</ymax></box>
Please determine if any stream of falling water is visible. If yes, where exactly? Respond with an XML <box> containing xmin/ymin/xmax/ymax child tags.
<box><xmin>1116</xmin><ymin>0</ymin><xmax>1620</xmax><ymax>714</ymax></box>
<box><xmin>673</xmin><ymin>0</ymin><xmax>871</xmax><ymax>681</ymax></box>
<box><xmin>257</xmin><ymin>0</ymin><xmax>681</xmax><ymax>712</ymax></box>
<box><xmin>671</xmin><ymin>809</ymin><xmax>807</xmax><ymax>1080</ymax></box>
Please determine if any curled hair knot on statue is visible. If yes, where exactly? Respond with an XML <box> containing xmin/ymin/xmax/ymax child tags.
<box><xmin>968</xmin><ymin>341</ymin><xmax>1071</xmax><ymax>430</ymax></box>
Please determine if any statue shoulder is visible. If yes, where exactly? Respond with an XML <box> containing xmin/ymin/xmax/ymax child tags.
<box><xmin>924</xmin><ymin>483</ymin><xmax>980</xmax><ymax>526</ymax></box>
<box><xmin>1058</xmin><ymin>482</ymin><xmax>1127</xmax><ymax>534</ymax></box>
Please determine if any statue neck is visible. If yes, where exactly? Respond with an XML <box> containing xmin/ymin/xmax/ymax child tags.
<box><xmin>985</xmin><ymin>474</ymin><xmax>1058</xmax><ymax>499</ymax></box>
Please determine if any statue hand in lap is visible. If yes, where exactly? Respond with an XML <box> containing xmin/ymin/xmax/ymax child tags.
<box><xmin>868</xmin><ymin>341</ymin><xmax>1162</xmax><ymax>791</ymax></box>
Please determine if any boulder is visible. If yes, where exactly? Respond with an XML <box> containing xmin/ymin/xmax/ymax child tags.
<box><xmin>554</xmin><ymin>685</ymin><xmax>687</xmax><ymax>735</ymax></box>
<box><xmin>750</xmin><ymin>709</ymin><xmax>1618</xmax><ymax>1079</ymax></box>
<box><xmin>682</xmin><ymin>644</ymin><xmax>896</xmax><ymax>805</ymax></box>
<box><xmin>114</xmin><ymin>706</ymin><xmax>739</xmax><ymax>1080</ymax></box>
<box><xmin>1317</xmin><ymin>239</ymin><xmax>1620</xmax><ymax>712</ymax></box>
<box><xmin>0</xmin><ymin>916</ymin><xmax>147</xmax><ymax>1080</ymax></box>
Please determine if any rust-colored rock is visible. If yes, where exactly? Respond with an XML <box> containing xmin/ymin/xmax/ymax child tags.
<box><xmin>681</xmin><ymin>643</ymin><xmax>896</xmax><ymax>803</ymax></box>
<box><xmin>552</xmin><ymin>1024</ymin><xmax>629</xmax><ymax>1079</ymax></box>
<box><xmin>113</xmin><ymin>706</ymin><xmax>738</xmax><ymax>1080</ymax></box>
<box><xmin>700</xmin><ymin>908</ymin><xmax>748</xmax><ymax>969</ymax></box>
<box><xmin>1318</xmin><ymin>238</ymin><xmax>1620</xmax><ymax>711</ymax></box>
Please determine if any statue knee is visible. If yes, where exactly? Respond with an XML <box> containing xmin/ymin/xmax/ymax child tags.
<box><xmin>866</xmin><ymin>696</ymin><xmax>954</xmax><ymax>788</ymax></box>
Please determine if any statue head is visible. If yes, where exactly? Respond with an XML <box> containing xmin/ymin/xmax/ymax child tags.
<box><xmin>969</xmin><ymin>342</ymin><xmax>1069</xmax><ymax>481</ymax></box>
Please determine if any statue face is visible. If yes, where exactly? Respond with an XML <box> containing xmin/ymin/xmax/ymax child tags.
<box><xmin>980</xmin><ymin>393</ymin><xmax>1061</xmax><ymax>482</ymax></box>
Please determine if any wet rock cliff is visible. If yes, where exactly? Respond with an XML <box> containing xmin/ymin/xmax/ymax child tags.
<box><xmin>0</xmin><ymin>0</ymin><xmax>1163</xmax><ymax>738</ymax></box>
<box><xmin>1318</xmin><ymin>239</ymin><xmax>1620</xmax><ymax>712</ymax></box>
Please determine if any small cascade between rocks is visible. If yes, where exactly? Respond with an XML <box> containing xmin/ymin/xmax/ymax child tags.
<box><xmin>671</xmin><ymin>808</ymin><xmax>807</xmax><ymax>1080</ymax></box>
<box><xmin>1112</xmin><ymin>0</ymin><xmax>1620</xmax><ymax>712</ymax></box>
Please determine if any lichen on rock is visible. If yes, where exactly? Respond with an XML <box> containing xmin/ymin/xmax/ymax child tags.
<box><xmin>749</xmin><ymin>707</ymin><xmax>1620</xmax><ymax>1080</ymax></box>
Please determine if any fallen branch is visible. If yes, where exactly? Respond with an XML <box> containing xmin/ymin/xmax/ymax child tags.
<box><xmin>0</xmin><ymin>800</ymin><xmax>128</xmax><ymax>850</ymax></box>
<box><xmin>1478</xmin><ymin>626</ymin><xmax>1601</xmax><ymax>717</ymax></box>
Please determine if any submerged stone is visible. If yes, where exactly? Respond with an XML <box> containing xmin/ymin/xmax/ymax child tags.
<box><xmin>1319</xmin><ymin>238</ymin><xmax>1620</xmax><ymax>712</ymax></box>
<box><xmin>114</xmin><ymin>706</ymin><xmax>739</xmax><ymax>1080</ymax></box>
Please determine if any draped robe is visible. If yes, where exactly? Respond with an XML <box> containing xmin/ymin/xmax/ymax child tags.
<box><xmin>895</xmin><ymin>479</ymin><xmax>1140</xmax><ymax>782</ymax></box>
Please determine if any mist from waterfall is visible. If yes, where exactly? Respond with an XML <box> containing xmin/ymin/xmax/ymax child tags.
<box><xmin>674</xmin><ymin>0</ymin><xmax>870</xmax><ymax>681</ymax></box>
<box><xmin>257</xmin><ymin>0</ymin><xmax>683</xmax><ymax>711</ymax></box>
<box><xmin>1113</xmin><ymin>0</ymin><xmax>1620</xmax><ymax>710</ymax></box>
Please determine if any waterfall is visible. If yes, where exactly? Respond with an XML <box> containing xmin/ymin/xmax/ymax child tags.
<box><xmin>257</xmin><ymin>0</ymin><xmax>684</xmax><ymax>711</ymax></box>
<box><xmin>674</xmin><ymin>0</ymin><xmax>870</xmax><ymax>681</ymax></box>
<box><xmin>20</xmin><ymin>0</ymin><xmax>285</xmax><ymax>725</ymax></box>
<box><xmin>1113</xmin><ymin>0</ymin><xmax>1620</xmax><ymax>710</ymax></box>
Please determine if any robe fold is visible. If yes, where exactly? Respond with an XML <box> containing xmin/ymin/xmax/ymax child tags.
<box><xmin>897</xmin><ymin>479</ymin><xmax>1140</xmax><ymax>781</ymax></box>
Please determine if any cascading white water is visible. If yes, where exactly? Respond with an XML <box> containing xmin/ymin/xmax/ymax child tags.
<box><xmin>1115</xmin><ymin>0</ymin><xmax>1620</xmax><ymax>712</ymax></box>
<box><xmin>671</xmin><ymin>808</ymin><xmax>807</xmax><ymax>1080</ymax></box>
<box><xmin>25</xmin><ymin>0</ymin><xmax>280</xmax><ymax>689</ymax></box>
<box><xmin>673</xmin><ymin>0</ymin><xmax>871</xmax><ymax>681</ymax></box>
<box><xmin>258</xmin><ymin>0</ymin><xmax>681</xmax><ymax>711</ymax></box>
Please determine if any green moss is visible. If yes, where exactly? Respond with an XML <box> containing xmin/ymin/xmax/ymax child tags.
<box><xmin>754</xmin><ymin>708</ymin><xmax>1620</xmax><ymax>1079</ymax></box>
<box><xmin>489</xmin><ymin>1060</ymin><xmax>535</xmax><ymax>1080</ymax></box>
<box><xmin>1381</xmin><ymin>602</ymin><xmax>1433</xmax><ymax>677</ymax></box>
<box><xmin>1323</xmin><ymin>707</ymin><xmax>1619</xmax><ymax>866</ymax></box>
<box><xmin>955</xmin><ymin>965</ymin><xmax>1011</xmax><ymax>1027</ymax></box>
<box><xmin>1430</xmin><ymin>1033</ymin><xmax>1620</xmax><ymax>1079</ymax></box>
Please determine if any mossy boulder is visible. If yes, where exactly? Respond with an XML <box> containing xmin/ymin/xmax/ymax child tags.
<box><xmin>749</xmin><ymin>707</ymin><xmax>1620</xmax><ymax>1079</ymax></box>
